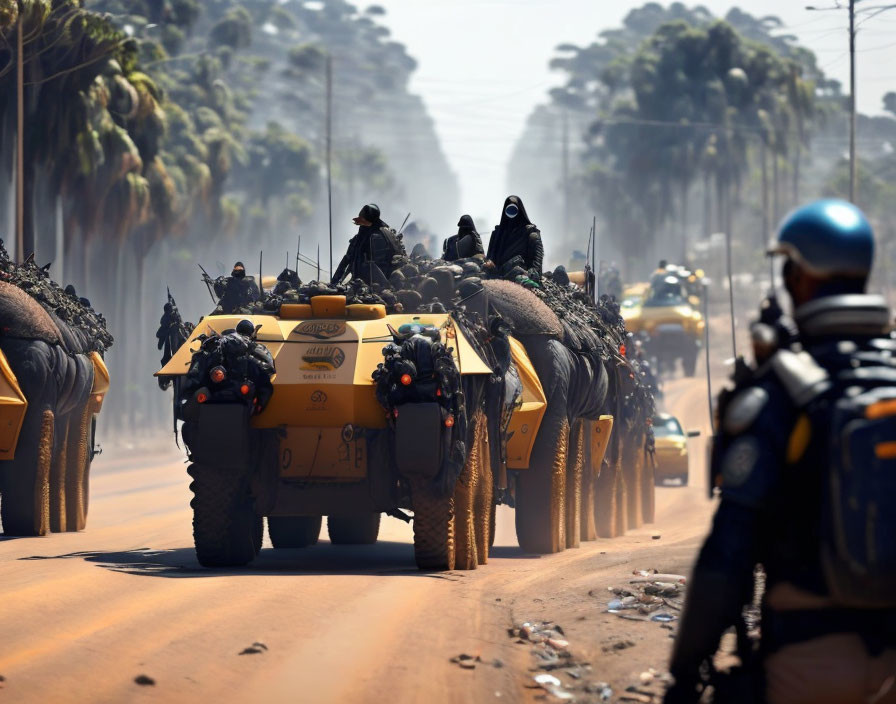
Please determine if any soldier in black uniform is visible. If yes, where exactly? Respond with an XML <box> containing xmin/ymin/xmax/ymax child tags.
<box><xmin>331</xmin><ymin>203</ymin><xmax>407</xmax><ymax>285</ymax></box>
<box><xmin>665</xmin><ymin>200</ymin><xmax>896</xmax><ymax>704</ymax></box>
<box><xmin>485</xmin><ymin>195</ymin><xmax>543</xmax><ymax>276</ymax></box>
<box><xmin>442</xmin><ymin>214</ymin><xmax>484</xmax><ymax>262</ymax></box>
<box><xmin>213</xmin><ymin>262</ymin><xmax>260</xmax><ymax>314</ymax></box>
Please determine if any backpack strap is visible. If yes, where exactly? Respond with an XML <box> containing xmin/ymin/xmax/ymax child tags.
<box><xmin>770</xmin><ymin>349</ymin><xmax>831</xmax><ymax>407</ymax></box>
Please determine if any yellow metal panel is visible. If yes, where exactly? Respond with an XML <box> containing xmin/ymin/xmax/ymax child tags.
<box><xmin>590</xmin><ymin>415</ymin><xmax>614</xmax><ymax>471</ymax></box>
<box><xmin>278</xmin><ymin>427</ymin><xmax>367</xmax><ymax>480</ymax></box>
<box><xmin>0</xmin><ymin>348</ymin><xmax>27</xmax><ymax>460</ymax></box>
<box><xmin>506</xmin><ymin>336</ymin><xmax>547</xmax><ymax>469</ymax></box>
<box><xmin>90</xmin><ymin>352</ymin><xmax>110</xmax><ymax>395</ymax></box>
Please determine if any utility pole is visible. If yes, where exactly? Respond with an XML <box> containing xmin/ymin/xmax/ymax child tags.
<box><xmin>806</xmin><ymin>1</ymin><xmax>896</xmax><ymax>203</ymax></box>
<box><xmin>16</xmin><ymin>16</ymin><xmax>24</xmax><ymax>262</ymax></box>
<box><xmin>849</xmin><ymin>0</ymin><xmax>857</xmax><ymax>203</ymax></box>
<box><xmin>325</xmin><ymin>54</ymin><xmax>333</xmax><ymax>278</ymax></box>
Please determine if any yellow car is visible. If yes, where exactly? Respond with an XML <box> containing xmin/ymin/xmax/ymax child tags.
<box><xmin>653</xmin><ymin>413</ymin><xmax>699</xmax><ymax>486</ymax></box>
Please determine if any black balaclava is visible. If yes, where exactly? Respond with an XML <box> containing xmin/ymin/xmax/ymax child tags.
<box><xmin>498</xmin><ymin>195</ymin><xmax>532</xmax><ymax>231</ymax></box>
<box><xmin>457</xmin><ymin>214</ymin><xmax>477</xmax><ymax>234</ymax></box>
<box><xmin>232</xmin><ymin>261</ymin><xmax>246</xmax><ymax>279</ymax></box>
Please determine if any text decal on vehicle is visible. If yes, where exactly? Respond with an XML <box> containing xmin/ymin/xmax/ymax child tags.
<box><xmin>292</xmin><ymin>321</ymin><xmax>346</xmax><ymax>339</ymax></box>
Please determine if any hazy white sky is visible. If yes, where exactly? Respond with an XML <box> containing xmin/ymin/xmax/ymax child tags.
<box><xmin>367</xmin><ymin>0</ymin><xmax>896</xmax><ymax>229</ymax></box>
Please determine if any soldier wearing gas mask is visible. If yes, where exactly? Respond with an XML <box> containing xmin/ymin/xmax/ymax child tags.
<box><xmin>485</xmin><ymin>195</ymin><xmax>544</xmax><ymax>277</ymax></box>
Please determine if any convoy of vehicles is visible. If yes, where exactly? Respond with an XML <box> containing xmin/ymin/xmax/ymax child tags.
<box><xmin>155</xmin><ymin>276</ymin><xmax>656</xmax><ymax>570</ymax></box>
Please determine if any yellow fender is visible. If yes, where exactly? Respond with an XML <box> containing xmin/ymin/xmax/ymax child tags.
<box><xmin>0</xmin><ymin>348</ymin><xmax>28</xmax><ymax>461</ymax></box>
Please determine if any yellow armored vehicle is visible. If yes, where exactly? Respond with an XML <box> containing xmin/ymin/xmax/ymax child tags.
<box><xmin>0</xmin><ymin>267</ymin><xmax>111</xmax><ymax>536</ymax></box>
<box><xmin>157</xmin><ymin>259</ymin><xmax>659</xmax><ymax>571</ymax></box>
<box><xmin>157</xmin><ymin>295</ymin><xmax>548</xmax><ymax>569</ymax></box>
<box><xmin>622</xmin><ymin>273</ymin><xmax>704</xmax><ymax>376</ymax></box>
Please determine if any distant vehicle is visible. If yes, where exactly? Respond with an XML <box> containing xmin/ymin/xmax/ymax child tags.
<box><xmin>652</xmin><ymin>413</ymin><xmax>699</xmax><ymax>486</ymax></box>
<box><xmin>621</xmin><ymin>277</ymin><xmax>704</xmax><ymax>377</ymax></box>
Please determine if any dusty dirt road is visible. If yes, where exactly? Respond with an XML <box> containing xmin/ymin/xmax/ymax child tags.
<box><xmin>0</xmin><ymin>373</ymin><xmax>717</xmax><ymax>703</ymax></box>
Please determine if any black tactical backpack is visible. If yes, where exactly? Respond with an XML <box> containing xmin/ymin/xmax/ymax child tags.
<box><xmin>802</xmin><ymin>362</ymin><xmax>896</xmax><ymax>608</ymax></box>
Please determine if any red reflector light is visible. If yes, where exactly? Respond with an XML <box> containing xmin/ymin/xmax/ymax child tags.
<box><xmin>444</xmin><ymin>414</ymin><xmax>455</xmax><ymax>428</ymax></box>
<box><xmin>619</xmin><ymin>344</ymin><xmax>627</xmax><ymax>356</ymax></box>
<box><xmin>210</xmin><ymin>366</ymin><xmax>226</xmax><ymax>383</ymax></box>
<box><xmin>393</xmin><ymin>408</ymin><xmax>399</xmax><ymax>419</ymax></box>
<box><xmin>400</xmin><ymin>373</ymin><xmax>412</xmax><ymax>386</ymax></box>
<box><xmin>240</xmin><ymin>384</ymin><xmax>250</xmax><ymax>395</ymax></box>
<box><xmin>436</xmin><ymin>388</ymin><xmax>442</xmax><ymax>397</ymax></box>
<box><xmin>197</xmin><ymin>393</ymin><xmax>208</xmax><ymax>403</ymax></box>
<box><xmin>95</xmin><ymin>394</ymin><xmax>103</xmax><ymax>403</ymax></box>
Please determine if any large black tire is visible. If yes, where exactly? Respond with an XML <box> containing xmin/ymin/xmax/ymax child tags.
<box><xmin>64</xmin><ymin>405</ymin><xmax>92</xmax><ymax>532</ymax></box>
<box><xmin>566</xmin><ymin>420</ymin><xmax>585</xmax><ymax>549</ymax></box>
<box><xmin>515</xmin><ymin>418</ymin><xmax>568</xmax><ymax>554</ymax></box>
<box><xmin>471</xmin><ymin>415</ymin><xmax>493</xmax><ymax>565</ymax></box>
<box><xmin>269</xmin><ymin>516</ymin><xmax>322</xmax><ymax>548</ymax></box>
<box><xmin>454</xmin><ymin>444</ymin><xmax>478</xmax><ymax>571</ymax></box>
<box><xmin>1</xmin><ymin>409</ymin><xmax>53</xmax><ymax>536</ymax></box>
<box><xmin>327</xmin><ymin>514</ymin><xmax>380</xmax><ymax>545</ymax></box>
<box><xmin>189</xmin><ymin>463</ymin><xmax>261</xmax><ymax>567</ymax></box>
<box><xmin>411</xmin><ymin>478</ymin><xmax>455</xmax><ymax>571</ymax></box>
<box><xmin>49</xmin><ymin>414</ymin><xmax>69</xmax><ymax>533</ymax></box>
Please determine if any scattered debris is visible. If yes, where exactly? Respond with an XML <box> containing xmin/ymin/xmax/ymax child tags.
<box><xmin>583</xmin><ymin>681</ymin><xmax>614</xmax><ymax>700</ymax></box>
<box><xmin>239</xmin><ymin>642</ymin><xmax>269</xmax><ymax>655</ymax></box>
<box><xmin>602</xmin><ymin>570</ymin><xmax>687</xmax><ymax>626</ymax></box>
<box><xmin>651</xmin><ymin>534</ymin><xmax>661</xmax><ymax>540</ymax></box>
<box><xmin>450</xmin><ymin>653</ymin><xmax>502</xmax><ymax>670</ymax></box>
<box><xmin>134</xmin><ymin>675</ymin><xmax>155</xmax><ymax>686</ymax></box>
<box><xmin>602</xmin><ymin>639</ymin><xmax>636</xmax><ymax>653</ymax></box>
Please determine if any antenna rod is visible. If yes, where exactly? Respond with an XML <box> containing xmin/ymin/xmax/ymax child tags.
<box><xmin>259</xmin><ymin>250</ymin><xmax>264</xmax><ymax>296</ymax></box>
<box><xmin>592</xmin><ymin>215</ymin><xmax>597</xmax><ymax>303</ymax></box>
<box><xmin>398</xmin><ymin>212</ymin><xmax>411</xmax><ymax>235</ymax></box>
<box><xmin>296</xmin><ymin>235</ymin><xmax>301</xmax><ymax>275</ymax></box>
<box><xmin>317</xmin><ymin>244</ymin><xmax>321</xmax><ymax>282</ymax></box>
<box><xmin>325</xmin><ymin>54</ymin><xmax>334</xmax><ymax>277</ymax></box>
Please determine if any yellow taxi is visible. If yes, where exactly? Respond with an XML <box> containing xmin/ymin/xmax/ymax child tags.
<box><xmin>653</xmin><ymin>413</ymin><xmax>699</xmax><ymax>486</ymax></box>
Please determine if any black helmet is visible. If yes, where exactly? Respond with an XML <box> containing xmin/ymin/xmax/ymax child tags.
<box><xmin>236</xmin><ymin>319</ymin><xmax>255</xmax><ymax>336</ymax></box>
<box><xmin>359</xmin><ymin>203</ymin><xmax>380</xmax><ymax>223</ymax></box>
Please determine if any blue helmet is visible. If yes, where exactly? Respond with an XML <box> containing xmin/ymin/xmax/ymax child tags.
<box><xmin>770</xmin><ymin>199</ymin><xmax>874</xmax><ymax>278</ymax></box>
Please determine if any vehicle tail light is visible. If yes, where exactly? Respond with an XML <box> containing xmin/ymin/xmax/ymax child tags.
<box><xmin>392</xmin><ymin>408</ymin><xmax>399</xmax><ymax>419</ymax></box>
<box><xmin>444</xmin><ymin>414</ymin><xmax>455</xmax><ymax>428</ymax></box>
<box><xmin>400</xmin><ymin>373</ymin><xmax>412</xmax><ymax>386</ymax></box>
<box><xmin>619</xmin><ymin>344</ymin><xmax>626</xmax><ymax>356</ymax></box>
<box><xmin>240</xmin><ymin>384</ymin><xmax>251</xmax><ymax>396</ymax></box>
<box><xmin>210</xmin><ymin>366</ymin><xmax>226</xmax><ymax>384</ymax></box>
<box><xmin>197</xmin><ymin>392</ymin><xmax>208</xmax><ymax>403</ymax></box>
